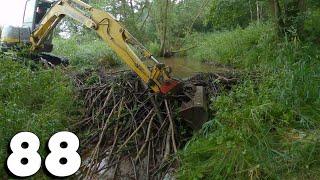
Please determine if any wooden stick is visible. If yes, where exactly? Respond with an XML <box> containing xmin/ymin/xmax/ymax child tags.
<box><xmin>117</xmin><ymin>109</ymin><xmax>154</xmax><ymax>153</ymax></box>
<box><xmin>134</xmin><ymin>114</ymin><xmax>155</xmax><ymax>161</ymax></box>
<box><xmin>165</xmin><ymin>100</ymin><xmax>177</xmax><ymax>153</ymax></box>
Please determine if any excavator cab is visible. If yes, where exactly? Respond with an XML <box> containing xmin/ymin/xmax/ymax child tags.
<box><xmin>0</xmin><ymin>0</ymin><xmax>53</xmax><ymax>52</ymax></box>
<box><xmin>24</xmin><ymin>0</ymin><xmax>52</xmax><ymax>30</ymax></box>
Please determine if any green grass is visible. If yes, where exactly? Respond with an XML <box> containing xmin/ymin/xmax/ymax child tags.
<box><xmin>0</xmin><ymin>59</ymin><xmax>77</xmax><ymax>177</ymax></box>
<box><xmin>184</xmin><ymin>23</ymin><xmax>275</xmax><ymax>68</ymax></box>
<box><xmin>179</xmin><ymin>22</ymin><xmax>320</xmax><ymax>179</ymax></box>
<box><xmin>52</xmin><ymin>34</ymin><xmax>121</xmax><ymax>70</ymax></box>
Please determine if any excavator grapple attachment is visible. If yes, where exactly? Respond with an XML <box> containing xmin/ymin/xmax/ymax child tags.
<box><xmin>180</xmin><ymin>86</ymin><xmax>208</xmax><ymax>130</ymax></box>
<box><xmin>160</xmin><ymin>79</ymin><xmax>180</xmax><ymax>94</ymax></box>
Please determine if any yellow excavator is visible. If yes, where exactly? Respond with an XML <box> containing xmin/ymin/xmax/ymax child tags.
<box><xmin>0</xmin><ymin>0</ymin><xmax>207</xmax><ymax>129</ymax></box>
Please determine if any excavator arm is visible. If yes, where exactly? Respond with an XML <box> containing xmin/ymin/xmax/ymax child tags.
<box><xmin>30</xmin><ymin>0</ymin><xmax>179</xmax><ymax>94</ymax></box>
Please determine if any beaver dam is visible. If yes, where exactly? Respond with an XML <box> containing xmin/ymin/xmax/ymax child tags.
<box><xmin>71</xmin><ymin>69</ymin><xmax>237</xmax><ymax>179</ymax></box>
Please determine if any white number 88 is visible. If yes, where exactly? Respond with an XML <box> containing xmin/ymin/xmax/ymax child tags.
<box><xmin>7</xmin><ymin>131</ymin><xmax>81</xmax><ymax>177</ymax></box>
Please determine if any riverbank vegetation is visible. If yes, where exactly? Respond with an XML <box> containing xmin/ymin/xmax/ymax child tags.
<box><xmin>53</xmin><ymin>35</ymin><xmax>121</xmax><ymax>70</ymax></box>
<box><xmin>179</xmin><ymin>24</ymin><xmax>320</xmax><ymax>179</ymax></box>
<box><xmin>0</xmin><ymin>59</ymin><xmax>77</xmax><ymax>176</ymax></box>
<box><xmin>178</xmin><ymin>1</ymin><xmax>320</xmax><ymax>178</ymax></box>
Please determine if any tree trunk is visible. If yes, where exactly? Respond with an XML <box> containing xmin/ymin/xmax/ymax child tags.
<box><xmin>249</xmin><ymin>0</ymin><xmax>253</xmax><ymax>21</ymax></box>
<box><xmin>256</xmin><ymin>1</ymin><xmax>260</xmax><ymax>22</ymax></box>
<box><xmin>120</xmin><ymin>0</ymin><xmax>128</xmax><ymax>21</ymax></box>
<box><xmin>269</xmin><ymin>0</ymin><xmax>285</xmax><ymax>37</ymax></box>
<box><xmin>297</xmin><ymin>0</ymin><xmax>306</xmax><ymax>37</ymax></box>
<box><xmin>159</xmin><ymin>0</ymin><xmax>169</xmax><ymax>57</ymax></box>
<box><xmin>269</xmin><ymin>0</ymin><xmax>307</xmax><ymax>38</ymax></box>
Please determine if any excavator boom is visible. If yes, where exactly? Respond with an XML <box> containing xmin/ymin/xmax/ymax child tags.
<box><xmin>30</xmin><ymin>0</ymin><xmax>178</xmax><ymax>94</ymax></box>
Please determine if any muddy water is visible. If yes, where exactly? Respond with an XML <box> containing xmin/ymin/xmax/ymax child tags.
<box><xmin>158</xmin><ymin>57</ymin><xmax>226</xmax><ymax>79</ymax></box>
<box><xmin>109</xmin><ymin>57</ymin><xmax>228</xmax><ymax>79</ymax></box>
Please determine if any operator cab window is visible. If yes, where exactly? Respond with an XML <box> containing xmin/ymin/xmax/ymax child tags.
<box><xmin>23</xmin><ymin>0</ymin><xmax>52</xmax><ymax>30</ymax></box>
<box><xmin>35</xmin><ymin>2</ymin><xmax>51</xmax><ymax>25</ymax></box>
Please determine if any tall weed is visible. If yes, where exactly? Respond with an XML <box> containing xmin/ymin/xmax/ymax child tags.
<box><xmin>0</xmin><ymin>60</ymin><xmax>77</xmax><ymax>176</ymax></box>
<box><xmin>179</xmin><ymin>22</ymin><xmax>320</xmax><ymax>179</ymax></box>
<box><xmin>53</xmin><ymin>35</ymin><xmax>121</xmax><ymax>70</ymax></box>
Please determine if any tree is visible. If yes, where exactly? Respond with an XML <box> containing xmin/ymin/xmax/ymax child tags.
<box><xmin>207</xmin><ymin>0</ymin><xmax>253</xmax><ymax>30</ymax></box>
<box><xmin>268</xmin><ymin>0</ymin><xmax>306</xmax><ymax>38</ymax></box>
<box><xmin>151</xmin><ymin>0</ymin><xmax>171</xmax><ymax>56</ymax></box>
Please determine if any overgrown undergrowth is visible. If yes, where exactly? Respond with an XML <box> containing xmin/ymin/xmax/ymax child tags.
<box><xmin>0</xmin><ymin>60</ymin><xmax>77</xmax><ymax>177</ymax></box>
<box><xmin>53</xmin><ymin>35</ymin><xmax>121</xmax><ymax>70</ymax></box>
<box><xmin>179</xmin><ymin>23</ymin><xmax>320</xmax><ymax>179</ymax></box>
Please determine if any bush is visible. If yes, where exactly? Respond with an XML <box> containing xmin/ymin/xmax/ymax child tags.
<box><xmin>185</xmin><ymin>23</ymin><xmax>275</xmax><ymax>68</ymax></box>
<box><xmin>147</xmin><ymin>41</ymin><xmax>161</xmax><ymax>56</ymax></box>
<box><xmin>304</xmin><ymin>9</ymin><xmax>320</xmax><ymax>42</ymax></box>
<box><xmin>207</xmin><ymin>0</ymin><xmax>253</xmax><ymax>30</ymax></box>
<box><xmin>179</xmin><ymin>23</ymin><xmax>320</xmax><ymax>179</ymax></box>
<box><xmin>0</xmin><ymin>59</ymin><xmax>77</xmax><ymax>177</ymax></box>
<box><xmin>53</xmin><ymin>35</ymin><xmax>121</xmax><ymax>70</ymax></box>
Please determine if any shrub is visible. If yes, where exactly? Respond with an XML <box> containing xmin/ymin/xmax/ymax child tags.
<box><xmin>53</xmin><ymin>35</ymin><xmax>121</xmax><ymax>70</ymax></box>
<box><xmin>185</xmin><ymin>23</ymin><xmax>275</xmax><ymax>68</ymax></box>
<box><xmin>179</xmin><ymin>23</ymin><xmax>320</xmax><ymax>179</ymax></box>
<box><xmin>0</xmin><ymin>59</ymin><xmax>77</xmax><ymax>177</ymax></box>
<box><xmin>147</xmin><ymin>41</ymin><xmax>161</xmax><ymax>56</ymax></box>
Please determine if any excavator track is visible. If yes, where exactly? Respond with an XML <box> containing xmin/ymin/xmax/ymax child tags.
<box><xmin>0</xmin><ymin>50</ymin><xmax>68</xmax><ymax>68</ymax></box>
<box><xmin>37</xmin><ymin>53</ymin><xmax>69</xmax><ymax>67</ymax></box>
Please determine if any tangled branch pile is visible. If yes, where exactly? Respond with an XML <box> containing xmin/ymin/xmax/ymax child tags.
<box><xmin>71</xmin><ymin>70</ymin><xmax>236</xmax><ymax>179</ymax></box>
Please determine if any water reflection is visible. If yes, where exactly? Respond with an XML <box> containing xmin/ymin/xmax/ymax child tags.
<box><xmin>107</xmin><ymin>57</ymin><xmax>229</xmax><ymax>79</ymax></box>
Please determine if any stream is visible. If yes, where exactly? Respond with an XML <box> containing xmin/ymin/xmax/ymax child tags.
<box><xmin>158</xmin><ymin>57</ymin><xmax>228</xmax><ymax>79</ymax></box>
<box><xmin>108</xmin><ymin>57</ymin><xmax>230</xmax><ymax>79</ymax></box>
